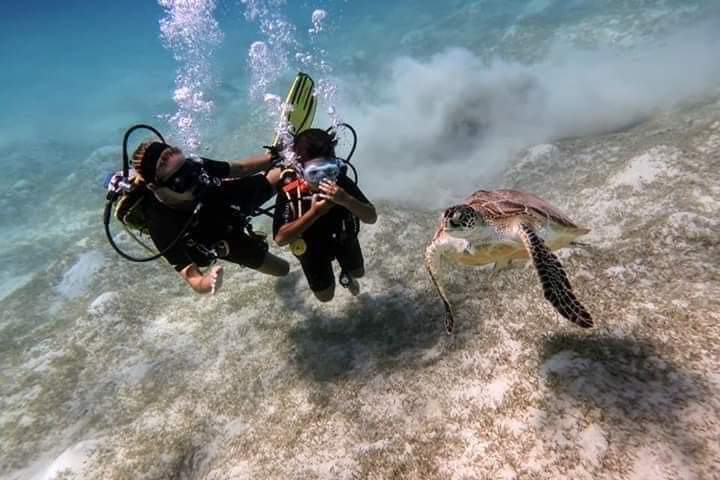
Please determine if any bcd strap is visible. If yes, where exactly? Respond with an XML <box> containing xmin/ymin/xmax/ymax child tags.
<box><xmin>282</xmin><ymin>178</ymin><xmax>311</xmax><ymax>194</ymax></box>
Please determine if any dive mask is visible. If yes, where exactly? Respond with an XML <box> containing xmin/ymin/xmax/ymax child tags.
<box><xmin>161</xmin><ymin>158</ymin><xmax>216</xmax><ymax>194</ymax></box>
<box><xmin>302</xmin><ymin>157</ymin><xmax>343</xmax><ymax>188</ymax></box>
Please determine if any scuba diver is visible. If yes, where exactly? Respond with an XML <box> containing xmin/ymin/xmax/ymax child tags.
<box><xmin>119</xmin><ymin>138</ymin><xmax>290</xmax><ymax>294</ymax></box>
<box><xmin>273</xmin><ymin>128</ymin><xmax>377</xmax><ymax>301</ymax></box>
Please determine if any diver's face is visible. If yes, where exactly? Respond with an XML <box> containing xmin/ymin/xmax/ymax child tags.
<box><xmin>155</xmin><ymin>151</ymin><xmax>185</xmax><ymax>183</ymax></box>
<box><xmin>303</xmin><ymin>158</ymin><xmax>340</xmax><ymax>191</ymax></box>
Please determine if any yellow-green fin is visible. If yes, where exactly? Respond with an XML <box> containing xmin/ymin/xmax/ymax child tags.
<box><xmin>272</xmin><ymin>72</ymin><xmax>317</xmax><ymax>146</ymax></box>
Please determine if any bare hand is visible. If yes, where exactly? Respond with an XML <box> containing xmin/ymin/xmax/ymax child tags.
<box><xmin>311</xmin><ymin>193</ymin><xmax>333</xmax><ymax>215</ymax></box>
<box><xmin>318</xmin><ymin>180</ymin><xmax>351</xmax><ymax>206</ymax></box>
<box><xmin>201</xmin><ymin>265</ymin><xmax>224</xmax><ymax>295</ymax></box>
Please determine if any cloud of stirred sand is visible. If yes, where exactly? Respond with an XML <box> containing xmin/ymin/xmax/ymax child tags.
<box><xmin>336</xmin><ymin>23</ymin><xmax>720</xmax><ymax>207</ymax></box>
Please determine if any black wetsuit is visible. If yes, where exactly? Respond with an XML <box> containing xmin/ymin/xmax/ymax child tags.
<box><xmin>142</xmin><ymin>159</ymin><xmax>273</xmax><ymax>272</ymax></box>
<box><xmin>272</xmin><ymin>174</ymin><xmax>370</xmax><ymax>291</ymax></box>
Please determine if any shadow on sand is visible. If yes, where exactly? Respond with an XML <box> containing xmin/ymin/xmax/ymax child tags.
<box><xmin>540</xmin><ymin>332</ymin><xmax>710</xmax><ymax>462</ymax></box>
<box><xmin>274</xmin><ymin>271</ymin><xmax>450</xmax><ymax>383</ymax></box>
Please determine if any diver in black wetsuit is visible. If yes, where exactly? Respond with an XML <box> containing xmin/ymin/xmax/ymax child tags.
<box><xmin>273</xmin><ymin>129</ymin><xmax>376</xmax><ymax>302</ymax></box>
<box><xmin>131</xmin><ymin>141</ymin><xmax>289</xmax><ymax>294</ymax></box>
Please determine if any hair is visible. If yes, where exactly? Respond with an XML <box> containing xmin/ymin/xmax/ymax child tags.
<box><xmin>293</xmin><ymin>128</ymin><xmax>337</xmax><ymax>163</ymax></box>
<box><xmin>131</xmin><ymin>140</ymin><xmax>181</xmax><ymax>183</ymax></box>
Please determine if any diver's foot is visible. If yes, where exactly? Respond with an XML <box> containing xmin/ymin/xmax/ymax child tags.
<box><xmin>347</xmin><ymin>278</ymin><xmax>360</xmax><ymax>296</ymax></box>
<box><xmin>339</xmin><ymin>271</ymin><xmax>361</xmax><ymax>296</ymax></box>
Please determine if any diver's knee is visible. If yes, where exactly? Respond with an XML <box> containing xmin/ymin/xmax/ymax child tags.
<box><xmin>256</xmin><ymin>253</ymin><xmax>290</xmax><ymax>277</ymax></box>
<box><xmin>276</xmin><ymin>259</ymin><xmax>290</xmax><ymax>276</ymax></box>
<box><xmin>313</xmin><ymin>287</ymin><xmax>335</xmax><ymax>302</ymax></box>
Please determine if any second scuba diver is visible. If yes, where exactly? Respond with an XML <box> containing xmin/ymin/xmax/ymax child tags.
<box><xmin>273</xmin><ymin>128</ymin><xmax>377</xmax><ymax>301</ymax></box>
<box><xmin>129</xmin><ymin>141</ymin><xmax>290</xmax><ymax>294</ymax></box>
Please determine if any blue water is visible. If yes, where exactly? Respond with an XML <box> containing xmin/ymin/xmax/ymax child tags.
<box><xmin>1</xmin><ymin>0</ymin><xmax>720</xmax><ymax>477</ymax></box>
<box><xmin>0</xmin><ymin>0</ymin><xmax>718</xmax><ymax>310</ymax></box>
<box><xmin>2</xmin><ymin>0</ymin><xmax>714</xmax><ymax>151</ymax></box>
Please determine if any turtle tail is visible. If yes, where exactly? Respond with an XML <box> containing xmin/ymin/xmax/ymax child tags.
<box><xmin>425</xmin><ymin>239</ymin><xmax>455</xmax><ymax>334</ymax></box>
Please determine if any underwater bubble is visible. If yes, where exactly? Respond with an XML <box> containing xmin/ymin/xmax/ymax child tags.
<box><xmin>250</xmin><ymin>40</ymin><xmax>269</xmax><ymax>56</ymax></box>
<box><xmin>177</xmin><ymin>116</ymin><xmax>193</xmax><ymax>129</ymax></box>
<box><xmin>173</xmin><ymin>86</ymin><xmax>193</xmax><ymax>104</ymax></box>
<box><xmin>263</xmin><ymin>93</ymin><xmax>283</xmax><ymax>110</ymax></box>
<box><xmin>158</xmin><ymin>0</ymin><xmax>223</xmax><ymax>152</ymax></box>
<box><xmin>310</xmin><ymin>9</ymin><xmax>328</xmax><ymax>34</ymax></box>
<box><xmin>295</xmin><ymin>52</ymin><xmax>314</xmax><ymax>65</ymax></box>
<box><xmin>312</xmin><ymin>9</ymin><xmax>327</xmax><ymax>24</ymax></box>
<box><xmin>241</xmin><ymin>0</ymin><xmax>342</xmax><ymax>148</ymax></box>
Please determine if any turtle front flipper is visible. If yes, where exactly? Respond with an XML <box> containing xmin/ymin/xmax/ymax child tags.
<box><xmin>425</xmin><ymin>237</ymin><xmax>456</xmax><ymax>334</ymax></box>
<box><xmin>518</xmin><ymin>223</ymin><xmax>593</xmax><ymax>328</ymax></box>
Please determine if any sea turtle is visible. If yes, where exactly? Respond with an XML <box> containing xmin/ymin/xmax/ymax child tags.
<box><xmin>425</xmin><ymin>189</ymin><xmax>593</xmax><ymax>334</ymax></box>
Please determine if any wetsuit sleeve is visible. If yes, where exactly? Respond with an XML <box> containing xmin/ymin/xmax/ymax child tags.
<box><xmin>272</xmin><ymin>192</ymin><xmax>295</xmax><ymax>237</ymax></box>
<box><xmin>199</xmin><ymin>157</ymin><xmax>231</xmax><ymax>178</ymax></box>
<box><xmin>338</xmin><ymin>176</ymin><xmax>371</xmax><ymax>204</ymax></box>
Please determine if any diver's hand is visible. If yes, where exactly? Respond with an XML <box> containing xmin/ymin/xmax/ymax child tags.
<box><xmin>311</xmin><ymin>193</ymin><xmax>333</xmax><ymax>216</ymax></box>
<box><xmin>201</xmin><ymin>265</ymin><xmax>224</xmax><ymax>295</ymax></box>
<box><xmin>318</xmin><ymin>180</ymin><xmax>351</xmax><ymax>206</ymax></box>
<box><xmin>262</xmin><ymin>144</ymin><xmax>283</xmax><ymax>164</ymax></box>
<box><xmin>319</xmin><ymin>180</ymin><xmax>378</xmax><ymax>224</ymax></box>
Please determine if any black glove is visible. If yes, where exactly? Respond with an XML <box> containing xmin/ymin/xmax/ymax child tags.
<box><xmin>263</xmin><ymin>144</ymin><xmax>282</xmax><ymax>164</ymax></box>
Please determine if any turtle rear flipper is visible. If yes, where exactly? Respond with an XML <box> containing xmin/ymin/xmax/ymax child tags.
<box><xmin>518</xmin><ymin>223</ymin><xmax>593</xmax><ymax>328</ymax></box>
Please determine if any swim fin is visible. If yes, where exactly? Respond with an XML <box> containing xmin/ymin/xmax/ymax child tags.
<box><xmin>272</xmin><ymin>72</ymin><xmax>317</xmax><ymax>146</ymax></box>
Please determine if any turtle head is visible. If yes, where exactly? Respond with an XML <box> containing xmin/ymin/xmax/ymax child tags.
<box><xmin>442</xmin><ymin>205</ymin><xmax>483</xmax><ymax>237</ymax></box>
